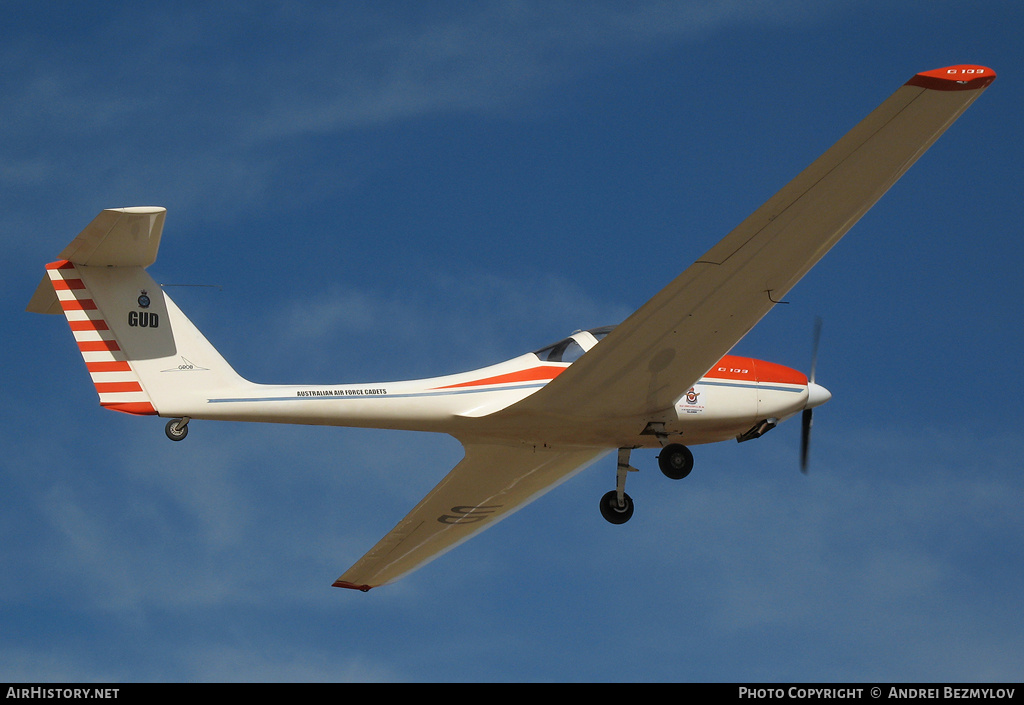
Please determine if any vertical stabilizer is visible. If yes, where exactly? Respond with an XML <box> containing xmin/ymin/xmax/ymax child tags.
<box><xmin>29</xmin><ymin>208</ymin><xmax>254</xmax><ymax>417</ymax></box>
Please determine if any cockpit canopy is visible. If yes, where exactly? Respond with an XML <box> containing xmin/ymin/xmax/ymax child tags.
<box><xmin>533</xmin><ymin>326</ymin><xmax>614</xmax><ymax>363</ymax></box>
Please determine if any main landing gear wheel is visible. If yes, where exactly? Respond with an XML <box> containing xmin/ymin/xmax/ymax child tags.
<box><xmin>165</xmin><ymin>418</ymin><xmax>189</xmax><ymax>441</ymax></box>
<box><xmin>658</xmin><ymin>443</ymin><xmax>693</xmax><ymax>480</ymax></box>
<box><xmin>601</xmin><ymin>448</ymin><xmax>639</xmax><ymax>524</ymax></box>
<box><xmin>600</xmin><ymin>490</ymin><xmax>634</xmax><ymax>525</ymax></box>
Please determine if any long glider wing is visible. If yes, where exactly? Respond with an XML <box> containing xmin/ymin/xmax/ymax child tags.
<box><xmin>505</xmin><ymin>65</ymin><xmax>995</xmax><ymax>424</ymax></box>
<box><xmin>334</xmin><ymin>442</ymin><xmax>609</xmax><ymax>590</ymax></box>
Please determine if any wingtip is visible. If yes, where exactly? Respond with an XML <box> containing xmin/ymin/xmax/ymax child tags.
<box><xmin>906</xmin><ymin>65</ymin><xmax>996</xmax><ymax>91</ymax></box>
<box><xmin>112</xmin><ymin>206</ymin><xmax>166</xmax><ymax>214</ymax></box>
<box><xmin>333</xmin><ymin>579</ymin><xmax>374</xmax><ymax>592</ymax></box>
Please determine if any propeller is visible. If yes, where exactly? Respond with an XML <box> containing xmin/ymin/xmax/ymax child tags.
<box><xmin>800</xmin><ymin>317</ymin><xmax>825</xmax><ymax>474</ymax></box>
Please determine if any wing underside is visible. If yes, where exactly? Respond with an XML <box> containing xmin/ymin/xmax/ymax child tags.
<box><xmin>503</xmin><ymin>65</ymin><xmax>995</xmax><ymax>423</ymax></box>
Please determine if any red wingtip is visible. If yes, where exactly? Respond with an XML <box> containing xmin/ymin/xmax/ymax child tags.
<box><xmin>906</xmin><ymin>65</ymin><xmax>996</xmax><ymax>91</ymax></box>
<box><xmin>333</xmin><ymin>580</ymin><xmax>373</xmax><ymax>592</ymax></box>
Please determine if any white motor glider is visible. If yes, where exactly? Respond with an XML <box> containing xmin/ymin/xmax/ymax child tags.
<box><xmin>28</xmin><ymin>65</ymin><xmax>995</xmax><ymax>591</ymax></box>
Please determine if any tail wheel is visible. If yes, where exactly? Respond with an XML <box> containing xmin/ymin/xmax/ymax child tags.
<box><xmin>165</xmin><ymin>418</ymin><xmax>189</xmax><ymax>441</ymax></box>
<box><xmin>599</xmin><ymin>490</ymin><xmax>634</xmax><ymax>524</ymax></box>
<box><xmin>658</xmin><ymin>443</ymin><xmax>693</xmax><ymax>480</ymax></box>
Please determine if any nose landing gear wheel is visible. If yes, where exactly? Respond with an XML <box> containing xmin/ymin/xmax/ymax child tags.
<box><xmin>658</xmin><ymin>443</ymin><xmax>693</xmax><ymax>480</ymax></box>
<box><xmin>600</xmin><ymin>490</ymin><xmax>634</xmax><ymax>524</ymax></box>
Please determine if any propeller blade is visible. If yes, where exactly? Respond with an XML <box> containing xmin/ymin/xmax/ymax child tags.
<box><xmin>801</xmin><ymin>317</ymin><xmax>822</xmax><ymax>474</ymax></box>
<box><xmin>800</xmin><ymin>408</ymin><xmax>813</xmax><ymax>474</ymax></box>
<box><xmin>809</xmin><ymin>316</ymin><xmax>822</xmax><ymax>385</ymax></box>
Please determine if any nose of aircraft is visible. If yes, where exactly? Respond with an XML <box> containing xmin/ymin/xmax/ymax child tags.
<box><xmin>805</xmin><ymin>382</ymin><xmax>832</xmax><ymax>409</ymax></box>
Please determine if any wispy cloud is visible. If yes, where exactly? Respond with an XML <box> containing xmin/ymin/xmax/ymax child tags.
<box><xmin>241</xmin><ymin>1</ymin><xmax>831</xmax><ymax>138</ymax></box>
<box><xmin>0</xmin><ymin>1</ymin><xmax>837</xmax><ymax>229</ymax></box>
<box><xmin>250</xmin><ymin>267</ymin><xmax>632</xmax><ymax>382</ymax></box>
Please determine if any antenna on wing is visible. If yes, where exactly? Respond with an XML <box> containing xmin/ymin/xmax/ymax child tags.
<box><xmin>160</xmin><ymin>283</ymin><xmax>224</xmax><ymax>291</ymax></box>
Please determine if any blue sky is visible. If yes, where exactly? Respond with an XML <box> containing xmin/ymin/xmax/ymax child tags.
<box><xmin>3</xmin><ymin>1</ymin><xmax>1023</xmax><ymax>683</ymax></box>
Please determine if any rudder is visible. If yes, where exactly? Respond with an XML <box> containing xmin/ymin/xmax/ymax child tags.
<box><xmin>45</xmin><ymin>259</ymin><xmax>158</xmax><ymax>415</ymax></box>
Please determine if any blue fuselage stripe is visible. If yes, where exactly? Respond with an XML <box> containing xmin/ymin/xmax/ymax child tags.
<box><xmin>206</xmin><ymin>378</ymin><xmax>803</xmax><ymax>404</ymax></box>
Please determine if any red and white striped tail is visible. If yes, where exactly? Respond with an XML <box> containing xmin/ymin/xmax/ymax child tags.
<box><xmin>46</xmin><ymin>259</ymin><xmax>157</xmax><ymax>416</ymax></box>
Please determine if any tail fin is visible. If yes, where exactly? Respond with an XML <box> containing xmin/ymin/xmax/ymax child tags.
<box><xmin>28</xmin><ymin>207</ymin><xmax>251</xmax><ymax>417</ymax></box>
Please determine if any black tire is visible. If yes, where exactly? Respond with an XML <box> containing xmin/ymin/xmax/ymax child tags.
<box><xmin>658</xmin><ymin>443</ymin><xmax>693</xmax><ymax>480</ymax></box>
<box><xmin>599</xmin><ymin>490</ymin><xmax>634</xmax><ymax>524</ymax></box>
<box><xmin>165</xmin><ymin>418</ymin><xmax>188</xmax><ymax>441</ymax></box>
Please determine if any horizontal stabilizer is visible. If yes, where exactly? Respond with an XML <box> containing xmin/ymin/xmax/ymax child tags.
<box><xmin>59</xmin><ymin>206</ymin><xmax>167</xmax><ymax>267</ymax></box>
<box><xmin>27</xmin><ymin>207</ymin><xmax>166</xmax><ymax>314</ymax></box>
